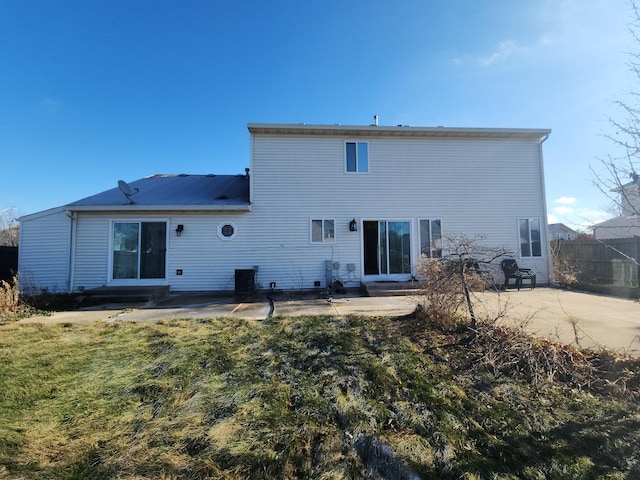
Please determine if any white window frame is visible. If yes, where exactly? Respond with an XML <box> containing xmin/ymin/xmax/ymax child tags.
<box><xmin>419</xmin><ymin>218</ymin><xmax>443</xmax><ymax>259</ymax></box>
<box><xmin>518</xmin><ymin>217</ymin><xmax>543</xmax><ymax>258</ymax></box>
<box><xmin>345</xmin><ymin>141</ymin><xmax>369</xmax><ymax>173</ymax></box>
<box><xmin>217</xmin><ymin>221</ymin><xmax>237</xmax><ymax>240</ymax></box>
<box><xmin>361</xmin><ymin>218</ymin><xmax>413</xmax><ymax>279</ymax></box>
<box><xmin>108</xmin><ymin>218</ymin><xmax>169</xmax><ymax>285</ymax></box>
<box><xmin>310</xmin><ymin>219</ymin><xmax>335</xmax><ymax>244</ymax></box>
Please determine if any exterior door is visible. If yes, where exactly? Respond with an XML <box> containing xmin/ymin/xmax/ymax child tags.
<box><xmin>363</xmin><ymin>220</ymin><xmax>411</xmax><ymax>277</ymax></box>
<box><xmin>112</xmin><ymin>221</ymin><xmax>167</xmax><ymax>281</ymax></box>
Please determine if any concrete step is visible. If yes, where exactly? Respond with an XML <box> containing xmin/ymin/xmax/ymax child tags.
<box><xmin>80</xmin><ymin>286</ymin><xmax>170</xmax><ymax>305</ymax></box>
<box><xmin>361</xmin><ymin>281</ymin><xmax>421</xmax><ymax>297</ymax></box>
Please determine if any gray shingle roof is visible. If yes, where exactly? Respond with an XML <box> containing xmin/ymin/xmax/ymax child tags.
<box><xmin>66</xmin><ymin>174</ymin><xmax>250</xmax><ymax>211</ymax></box>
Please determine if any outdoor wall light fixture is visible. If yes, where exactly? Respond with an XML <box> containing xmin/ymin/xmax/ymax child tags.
<box><xmin>349</xmin><ymin>219</ymin><xmax>358</xmax><ymax>232</ymax></box>
<box><xmin>175</xmin><ymin>224</ymin><xmax>184</xmax><ymax>236</ymax></box>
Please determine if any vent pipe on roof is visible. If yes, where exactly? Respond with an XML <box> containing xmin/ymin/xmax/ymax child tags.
<box><xmin>374</xmin><ymin>115</ymin><xmax>378</xmax><ymax>126</ymax></box>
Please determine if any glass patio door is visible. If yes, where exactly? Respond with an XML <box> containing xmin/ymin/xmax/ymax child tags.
<box><xmin>363</xmin><ymin>221</ymin><xmax>411</xmax><ymax>276</ymax></box>
<box><xmin>112</xmin><ymin>221</ymin><xmax>166</xmax><ymax>280</ymax></box>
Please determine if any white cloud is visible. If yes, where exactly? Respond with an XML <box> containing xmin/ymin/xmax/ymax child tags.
<box><xmin>459</xmin><ymin>1</ymin><xmax>628</xmax><ymax>71</ymax></box>
<box><xmin>464</xmin><ymin>34</ymin><xmax>549</xmax><ymax>69</ymax></box>
<box><xmin>553</xmin><ymin>206</ymin><xmax>574</xmax><ymax>215</ymax></box>
<box><xmin>554</xmin><ymin>196</ymin><xmax>576</xmax><ymax>204</ymax></box>
<box><xmin>479</xmin><ymin>40</ymin><xmax>521</xmax><ymax>67</ymax></box>
<box><xmin>546</xmin><ymin>198</ymin><xmax>613</xmax><ymax>230</ymax></box>
<box><xmin>452</xmin><ymin>38</ymin><xmax>533</xmax><ymax>68</ymax></box>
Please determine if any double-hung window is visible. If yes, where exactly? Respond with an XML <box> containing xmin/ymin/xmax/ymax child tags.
<box><xmin>345</xmin><ymin>142</ymin><xmax>369</xmax><ymax>173</ymax></box>
<box><xmin>311</xmin><ymin>219</ymin><xmax>335</xmax><ymax>243</ymax></box>
<box><xmin>519</xmin><ymin>218</ymin><xmax>542</xmax><ymax>257</ymax></box>
<box><xmin>419</xmin><ymin>219</ymin><xmax>442</xmax><ymax>258</ymax></box>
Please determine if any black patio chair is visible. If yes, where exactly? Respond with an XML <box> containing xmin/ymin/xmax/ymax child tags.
<box><xmin>439</xmin><ymin>257</ymin><xmax>497</xmax><ymax>290</ymax></box>
<box><xmin>500</xmin><ymin>259</ymin><xmax>536</xmax><ymax>290</ymax></box>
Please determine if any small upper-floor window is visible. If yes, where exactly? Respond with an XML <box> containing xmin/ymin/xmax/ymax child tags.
<box><xmin>419</xmin><ymin>219</ymin><xmax>442</xmax><ymax>258</ymax></box>
<box><xmin>345</xmin><ymin>142</ymin><xmax>369</xmax><ymax>173</ymax></box>
<box><xmin>519</xmin><ymin>218</ymin><xmax>542</xmax><ymax>257</ymax></box>
<box><xmin>311</xmin><ymin>219</ymin><xmax>335</xmax><ymax>243</ymax></box>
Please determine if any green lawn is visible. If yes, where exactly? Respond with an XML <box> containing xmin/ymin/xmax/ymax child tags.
<box><xmin>1</xmin><ymin>315</ymin><xmax>639</xmax><ymax>479</ymax></box>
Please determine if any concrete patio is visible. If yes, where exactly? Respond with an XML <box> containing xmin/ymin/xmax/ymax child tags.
<box><xmin>19</xmin><ymin>287</ymin><xmax>640</xmax><ymax>356</ymax></box>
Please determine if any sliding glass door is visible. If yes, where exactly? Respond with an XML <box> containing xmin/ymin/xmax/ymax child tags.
<box><xmin>363</xmin><ymin>220</ymin><xmax>411</xmax><ymax>276</ymax></box>
<box><xmin>112</xmin><ymin>221</ymin><xmax>167</xmax><ymax>281</ymax></box>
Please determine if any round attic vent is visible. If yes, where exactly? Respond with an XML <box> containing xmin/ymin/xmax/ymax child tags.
<box><xmin>218</xmin><ymin>222</ymin><xmax>237</xmax><ymax>240</ymax></box>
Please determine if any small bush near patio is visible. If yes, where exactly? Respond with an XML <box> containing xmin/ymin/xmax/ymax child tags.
<box><xmin>415</xmin><ymin>257</ymin><xmax>487</xmax><ymax>329</ymax></box>
<box><xmin>0</xmin><ymin>275</ymin><xmax>38</xmax><ymax>323</ymax></box>
<box><xmin>415</xmin><ymin>234</ymin><xmax>510</xmax><ymax>329</ymax></box>
<box><xmin>0</xmin><ymin>275</ymin><xmax>77</xmax><ymax>323</ymax></box>
<box><xmin>0</xmin><ymin>275</ymin><xmax>19</xmax><ymax>315</ymax></box>
<box><xmin>1</xmin><ymin>314</ymin><xmax>639</xmax><ymax>479</ymax></box>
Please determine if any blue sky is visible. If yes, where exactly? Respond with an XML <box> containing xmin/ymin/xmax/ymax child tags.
<box><xmin>0</xmin><ymin>0</ymin><xmax>633</xmax><ymax>230</ymax></box>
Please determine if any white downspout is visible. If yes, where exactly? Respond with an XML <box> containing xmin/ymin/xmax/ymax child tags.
<box><xmin>68</xmin><ymin>211</ymin><xmax>77</xmax><ymax>293</ymax></box>
<box><xmin>538</xmin><ymin>133</ymin><xmax>553</xmax><ymax>285</ymax></box>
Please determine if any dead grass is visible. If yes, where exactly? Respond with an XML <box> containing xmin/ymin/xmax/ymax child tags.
<box><xmin>1</xmin><ymin>315</ymin><xmax>639</xmax><ymax>479</ymax></box>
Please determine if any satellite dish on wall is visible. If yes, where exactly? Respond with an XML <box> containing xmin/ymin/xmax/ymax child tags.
<box><xmin>118</xmin><ymin>180</ymin><xmax>139</xmax><ymax>204</ymax></box>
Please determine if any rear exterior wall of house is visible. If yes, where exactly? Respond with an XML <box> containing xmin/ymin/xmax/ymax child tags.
<box><xmin>19</xmin><ymin>127</ymin><xmax>551</xmax><ymax>293</ymax></box>
<box><xmin>247</xmin><ymin>131</ymin><xmax>550</xmax><ymax>289</ymax></box>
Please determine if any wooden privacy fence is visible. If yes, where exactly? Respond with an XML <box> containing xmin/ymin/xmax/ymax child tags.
<box><xmin>551</xmin><ymin>237</ymin><xmax>640</xmax><ymax>298</ymax></box>
<box><xmin>0</xmin><ymin>246</ymin><xmax>18</xmax><ymax>282</ymax></box>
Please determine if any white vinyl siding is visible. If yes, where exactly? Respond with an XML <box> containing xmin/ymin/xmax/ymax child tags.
<box><xmin>18</xmin><ymin>208</ymin><xmax>71</xmax><ymax>293</ymax></box>
<box><xmin>251</xmin><ymin>133</ymin><xmax>549</xmax><ymax>286</ymax></box>
<box><xmin>71</xmin><ymin>213</ymin><xmax>255</xmax><ymax>292</ymax></box>
<box><xmin>72</xmin><ymin>215</ymin><xmax>110</xmax><ymax>290</ymax></box>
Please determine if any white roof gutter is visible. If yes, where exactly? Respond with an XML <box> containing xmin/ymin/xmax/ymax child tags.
<box><xmin>248</xmin><ymin>123</ymin><xmax>551</xmax><ymax>140</ymax></box>
<box><xmin>64</xmin><ymin>204</ymin><xmax>252</xmax><ymax>212</ymax></box>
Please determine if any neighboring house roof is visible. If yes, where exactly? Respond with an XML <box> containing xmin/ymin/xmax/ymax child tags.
<box><xmin>592</xmin><ymin>215</ymin><xmax>640</xmax><ymax>239</ymax></box>
<box><xmin>247</xmin><ymin>123</ymin><xmax>551</xmax><ymax>140</ymax></box>
<box><xmin>548</xmin><ymin>223</ymin><xmax>577</xmax><ymax>239</ymax></box>
<box><xmin>65</xmin><ymin>174</ymin><xmax>251</xmax><ymax>212</ymax></box>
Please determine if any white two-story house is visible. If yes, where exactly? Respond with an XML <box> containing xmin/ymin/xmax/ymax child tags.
<box><xmin>19</xmin><ymin>122</ymin><xmax>552</xmax><ymax>294</ymax></box>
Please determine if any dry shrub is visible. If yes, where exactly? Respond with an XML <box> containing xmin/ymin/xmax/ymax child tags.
<box><xmin>550</xmin><ymin>240</ymin><xmax>586</xmax><ymax>287</ymax></box>
<box><xmin>0</xmin><ymin>274</ymin><xmax>20</xmax><ymax>315</ymax></box>
<box><xmin>416</xmin><ymin>258</ymin><xmax>486</xmax><ymax>328</ymax></box>
<box><xmin>473</xmin><ymin>323</ymin><xmax>594</xmax><ymax>385</ymax></box>
<box><xmin>471</xmin><ymin>323</ymin><xmax>640</xmax><ymax>398</ymax></box>
<box><xmin>0</xmin><ymin>274</ymin><xmax>42</xmax><ymax>321</ymax></box>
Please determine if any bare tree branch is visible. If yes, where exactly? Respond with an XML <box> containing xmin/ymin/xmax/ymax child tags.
<box><xmin>594</xmin><ymin>2</ymin><xmax>640</xmax><ymax>229</ymax></box>
<box><xmin>417</xmin><ymin>233</ymin><xmax>512</xmax><ymax>330</ymax></box>
<box><xmin>0</xmin><ymin>208</ymin><xmax>19</xmax><ymax>247</ymax></box>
